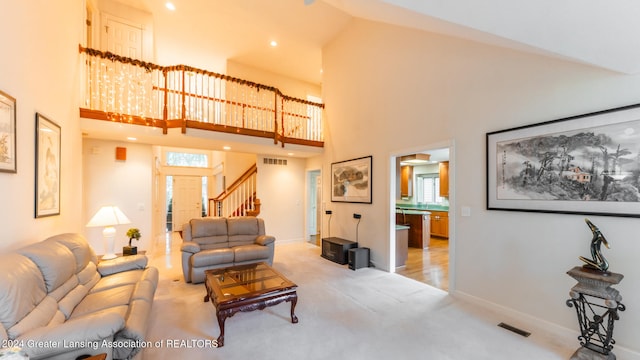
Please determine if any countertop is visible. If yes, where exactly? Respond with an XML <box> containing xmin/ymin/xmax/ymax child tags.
<box><xmin>396</xmin><ymin>204</ymin><xmax>449</xmax><ymax>212</ymax></box>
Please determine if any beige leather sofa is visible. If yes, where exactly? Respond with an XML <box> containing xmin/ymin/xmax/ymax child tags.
<box><xmin>0</xmin><ymin>233</ymin><xmax>158</xmax><ymax>360</ymax></box>
<box><xmin>180</xmin><ymin>217</ymin><xmax>275</xmax><ymax>283</ymax></box>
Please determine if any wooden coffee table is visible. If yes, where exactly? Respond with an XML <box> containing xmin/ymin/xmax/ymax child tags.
<box><xmin>204</xmin><ymin>262</ymin><xmax>298</xmax><ymax>347</ymax></box>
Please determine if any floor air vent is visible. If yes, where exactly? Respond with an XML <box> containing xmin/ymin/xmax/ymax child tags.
<box><xmin>497</xmin><ymin>322</ymin><xmax>531</xmax><ymax>337</ymax></box>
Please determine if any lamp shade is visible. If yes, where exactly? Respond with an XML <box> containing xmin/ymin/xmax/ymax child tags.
<box><xmin>87</xmin><ymin>206</ymin><xmax>131</xmax><ymax>227</ymax></box>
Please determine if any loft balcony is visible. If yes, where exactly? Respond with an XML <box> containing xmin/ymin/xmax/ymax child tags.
<box><xmin>79</xmin><ymin>46</ymin><xmax>324</xmax><ymax>150</ymax></box>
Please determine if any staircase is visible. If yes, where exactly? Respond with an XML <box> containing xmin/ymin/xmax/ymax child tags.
<box><xmin>209</xmin><ymin>164</ymin><xmax>261</xmax><ymax>217</ymax></box>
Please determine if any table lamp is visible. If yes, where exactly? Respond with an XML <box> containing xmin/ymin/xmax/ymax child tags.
<box><xmin>87</xmin><ymin>205</ymin><xmax>131</xmax><ymax>260</ymax></box>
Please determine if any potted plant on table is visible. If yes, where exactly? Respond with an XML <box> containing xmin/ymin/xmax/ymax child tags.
<box><xmin>124</xmin><ymin>228</ymin><xmax>141</xmax><ymax>256</ymax></box>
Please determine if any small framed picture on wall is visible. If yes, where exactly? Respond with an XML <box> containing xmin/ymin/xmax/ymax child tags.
<box><xmin>35</xmin><ymin>113</ymin><xmax>61</xmax><ymax>218</ymax></box>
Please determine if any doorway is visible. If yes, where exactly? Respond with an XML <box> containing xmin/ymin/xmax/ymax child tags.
<box><xmin>307</xmin><ymin>170</ymin><xmax>322</xmax><ymax>245</ymax></box>
<box><xmin>391</xmin><ymin>145</ymin><xmax>452</xmax><ymax>292</ymax></box>
<box><xmin>101</xmin><ymin>14</ymin><xmax>143</xmax><ymax>58</ymax></box>
<box><xmin>166</xmin><ymin>175</ymin><xmax>207</xmax><ymax>232</ymax></box>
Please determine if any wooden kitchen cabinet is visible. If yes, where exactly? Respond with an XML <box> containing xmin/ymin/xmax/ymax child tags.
<box><xmin>400</xmin><ymin>165</ymin><xmax>413</xmax><ymax>197</ymax></box>
<box><xmin>405</xmin><ymin>214</ymin><xmax>423</xmax><ymax>248</ymax></box>
<box><xmin>430</xmin><ymin>211</ymin><xmax>449</xmax><ymax>238</ymax></box>
<box><xmin>439</xmin><ymin>161</ymin><xmax>449</xmax><ymax>197</ymax></box>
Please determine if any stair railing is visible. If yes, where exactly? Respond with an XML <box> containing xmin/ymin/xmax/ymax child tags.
<box><xmin>79</xmin><ymin>45</ymin><xmax>324</xmax><ymax>147</ymax></box>
<box><xmin>210</xmin><ymin>164</ymin><xmax>259</xmax><ymax>217</ymax></box>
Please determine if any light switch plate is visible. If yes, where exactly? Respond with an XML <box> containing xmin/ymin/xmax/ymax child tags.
<box><xmin>461</xmin><ymin>206</ymin><xmax>471</xmax><ymax>217</ymax></box>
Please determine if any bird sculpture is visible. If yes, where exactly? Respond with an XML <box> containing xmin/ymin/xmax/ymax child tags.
<box><xmin>578</xmin><ymin>218</ymin><xmax>610</xmax><ymax>272</ymax></box>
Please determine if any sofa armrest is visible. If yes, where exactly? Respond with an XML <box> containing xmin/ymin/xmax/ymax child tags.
<box><xmin>256</xmin><ymin>235</ymin><xmax>275</xmax><ymax>246</ymax></box>
<box><xmin>97</xmin><ymin>255</ymin><xmax>147</xmax><ymax>276</ymax></box>
<box><xmin>180</xmin><ymin>241</ymin><xmax>201</xmax><ymax>253</ymax></box>
<box><xmin>20</xmin><ymin>311</ymin><xmax>124</xmax><ymax>359</ymax></box>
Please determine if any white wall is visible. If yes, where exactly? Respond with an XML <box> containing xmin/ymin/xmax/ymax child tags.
<box><xmin>227</xmin><ymin>61</ymin><xmax>322</xmax><ymax>100</ymax></box>
<box><xmin>83</xmin><ymin>139</ymin><xmax>153</xmax><ymax>254</ymax></box>
<box><xmin>223</xmin><ymin>151</ymin><xmax>257</xmax><ymax>187</ymax></box>
<box><xmin>323</xmin><ymin>18</ymin><xmax>640</xmax><ymax>354</ymax></box>
<box><xmin>0</xmin><ymin>1</ymin><xmax>83</xmax><ymax>251</ymax></box>
<box><xmin>257</xmin><ymin>155</ymin><xmax>306</xmax><ymax>243</ymax></box>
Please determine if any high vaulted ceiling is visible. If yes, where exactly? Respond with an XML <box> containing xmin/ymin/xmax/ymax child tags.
<box><xmin>123</xmin><ymin>0</ymin><xmax>640</xmax><ymax>85</ymax></box>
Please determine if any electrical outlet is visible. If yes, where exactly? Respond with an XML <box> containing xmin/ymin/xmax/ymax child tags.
<box><xmin>353</xmin><ymin>213</ymin><xmax>361</xmax><ymax>219</ymax></box>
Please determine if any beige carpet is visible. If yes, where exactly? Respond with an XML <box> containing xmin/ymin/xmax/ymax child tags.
<box><xmin>142</xmin><ymin>239</ymin><xmax>575</xmax><ymax>359</ymax></box>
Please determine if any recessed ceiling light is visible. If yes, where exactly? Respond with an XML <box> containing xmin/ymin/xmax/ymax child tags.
<box><xmin>127</xmin><ymin>137</ymin><xmax>137</xmax><ymax>141</ymax></box>
<box><xmin>223</xmin><ymin>146</ymin><xmax>231</xmax><ymax>151</ymax></box>
<box><xmin>270</xmin><ymin>40</ymin><xmax>278</xmax><ymax>47</ymax></box>
<box><xmin>288</xmin><ymin>152</ymin><xmax>294</xmax><ymax>156</ymax></box>
<box><xmin>165</xmin><ymin>2</ymin><xmax>176</xmax><ymax>11</ymax></box>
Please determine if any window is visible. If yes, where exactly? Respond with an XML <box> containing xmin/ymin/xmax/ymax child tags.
<box><xmin>166</xmin><ymin>152</ymin><xmax>208</xmax><ymax>168</ymax></box>
<box><xmin>416</xmin><ymin>174</ymin><xmax>443</xmax><ymax>204</ymax></box>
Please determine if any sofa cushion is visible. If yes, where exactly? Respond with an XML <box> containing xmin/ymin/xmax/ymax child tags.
<box><xmin>191</xmin><ymin>218</ymin><xmax>229</xmax><ymax>249</ymax></box>
<box><xmin>58</xmin><ymin>283</ymin><xmax>90</xmax><ymax>319</ymax></box>
<box><xmin>97</xmin><ymin>255</ymin><xmax>147</xmax><ymax>277</ymax></box>
<box><xmin>44</xmin><ymin>233</ymin><xmax>97</xmax><ymax>273</ymax></box>
<box><xmin>92</xmin><ymin>269</ymin><xmax>146</xmax><ymax>293</ymax></box>
<box><xmin>71</xmin><ymin>285</ymin><xmax>135</xmax><ymax>319</ymax></box>
<box><xmin>18</xmin><ymin>240</ymin><xmax>76</xmax><ymax>293</ymax></box>
<box><xmin>191</xmin><ymin>248</ymin><xmax>234</xmax><ymax>267</ymax></box>
<box><xmin>0</xmin><ymin>253</ymin><xmax>47</xmax><ymax>331</ymax></box>
<box><xmin>228</xmin><ymin>217</ymin><xmax>261</xmax><ymax>247</ymax></box>
<box><xmin>233</xmin><ymin>244</ymin><xmax>270</xmax><ymax>263</ymax></box>
<box><xmin>7</xmin><ymin>296</ymin><xmax>57</xmax><ymax>339</ymax></box>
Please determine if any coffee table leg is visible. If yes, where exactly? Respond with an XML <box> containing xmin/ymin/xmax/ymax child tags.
<box><xmin>290</xmin><ymin>292</ymin><xmax>299</xmax><ymax>323</ymax></box>
<box><xmin>216</xmin><ymin>311</ymin><xmax>227</xmax><ymax>347</ymax></box>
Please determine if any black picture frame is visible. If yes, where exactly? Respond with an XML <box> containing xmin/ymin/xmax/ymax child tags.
<box><xmin>35</xmin><ymin>113</ymin><xmax>61</xmax><ymax>218</ymax></box>
<box><xmin>331</xmin><ymin>155</ymin><xmax>372</xmax><ymax>203</ymax></box>
<box><xmin>0</xmin><ymin>90</ymin><xmax>16</xmax><ymax>173</ymax></box>
<box><xmin>487</xmin><ymin>103</ymin><xmax>640</xmax><ymax>217</ymax></box>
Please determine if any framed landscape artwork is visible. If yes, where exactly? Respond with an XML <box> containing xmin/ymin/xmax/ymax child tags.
<box><xmin>487</xmin><ymin>103</ymin><xmax>640</xmax><ymax>217</ymax></box>
<box><xmin>35</xmin><ymin>113</ymin><xmax>61</xmax><ymax>218</ymax></box>
<box><xmin>331</xmin><ymin>155</ymin><xmax>372</xmax><ymax>203</ymax></box>
<box><xmin>0</xmin><ymin>90</ymin><xmax>16</xmax><ymax>173</ymax></box>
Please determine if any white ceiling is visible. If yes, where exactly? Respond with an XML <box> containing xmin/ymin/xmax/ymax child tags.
<box><xmin>330</xmin><ymin>0</ymin><xmax>640</xmax><ymax>75</ymax></box>
<box><xmin>126</xmin><ymin>0</ymin><xmax>640</xmax><ymax>86</ymax></box>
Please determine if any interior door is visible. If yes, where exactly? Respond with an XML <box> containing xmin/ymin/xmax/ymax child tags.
<box><xmin>101</xmin><ymin>14</ymin><xmax>143</xmax><ymax>58</ymax></box>
<box><xmin>172</xmin><ymin>176</ymin><xmax>203</xmax><ymax>232</ymax></box>
<box><xmin>307</xmin><ymin>170</ymin><xmax>321</xmax><ymax>244</ymax></box>
<box><xmin>315</xmin><ymin>172</ymin><xmax>322</xmax><ymax>245</ymax></box>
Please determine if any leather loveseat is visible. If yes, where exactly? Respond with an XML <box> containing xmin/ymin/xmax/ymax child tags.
<box><xmin>0</xmin><ymin>233</ymin><xmax>158</xmax><ymax>360</ymax></box>
<box><xmin>180</xmin><ymin>216</ymin><xmax>275</xmax><ymax>283</ymax></box>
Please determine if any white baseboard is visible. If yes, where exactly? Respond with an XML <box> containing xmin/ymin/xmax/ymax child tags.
<box><xmin>274</xmin><ymin>237</ymin><xmax>306</xmax><ymax>245</ymax></box>
<box><xmin>452</xmin><ymin>290</ymin><xmax>640</xmax><ymax>360</ymax></box>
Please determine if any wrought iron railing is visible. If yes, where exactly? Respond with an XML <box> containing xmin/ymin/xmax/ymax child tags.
<box><xmin>79</xmin><ymin>46</ymin><xmax>324</xmax><ymax>147</ymax></box>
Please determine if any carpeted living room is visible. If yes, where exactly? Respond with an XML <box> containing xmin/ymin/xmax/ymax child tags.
<box><xmin>3</xmin><ymin>1</ymin><xmax>640</xmax><ymax>360</ymax></box>
<box><xmin>143</xmin><ymin>234</ymin><xmax>576</xmax><ymax>360</ymax></box>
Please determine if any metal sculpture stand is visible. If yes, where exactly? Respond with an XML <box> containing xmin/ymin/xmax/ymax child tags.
<box><xmin>566</xmin><ymin>266</ymin><xmax>625</xmax><ymax>360</ymax></box>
